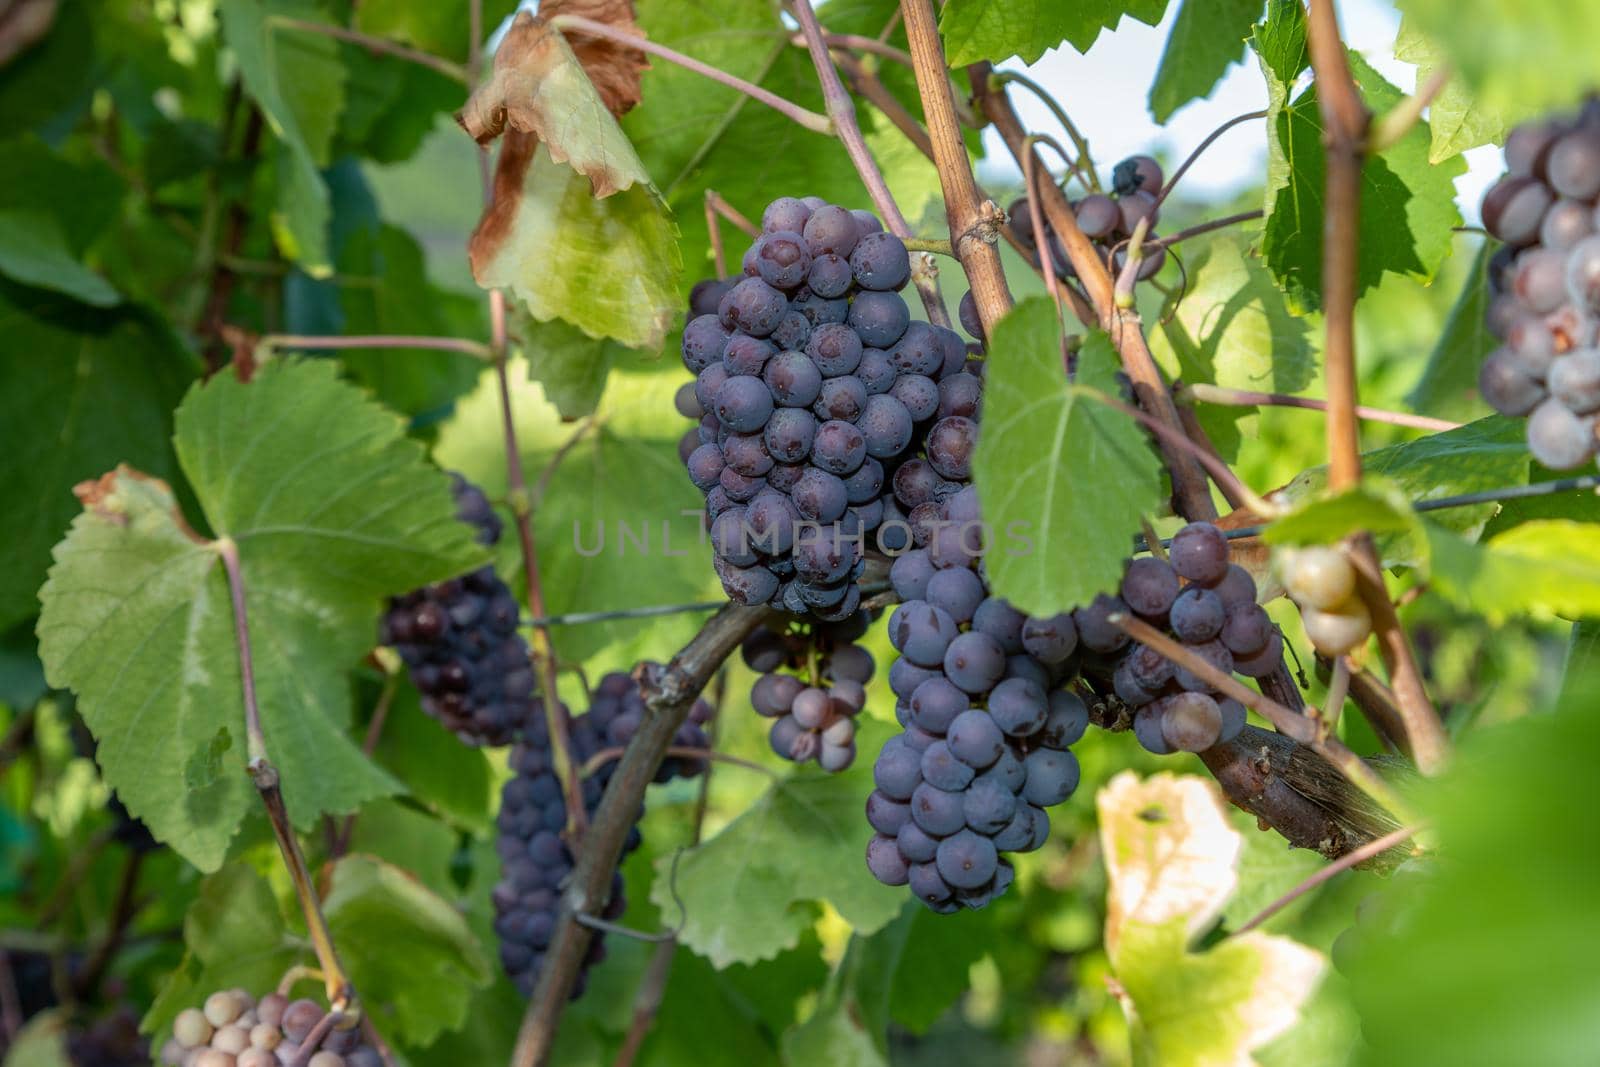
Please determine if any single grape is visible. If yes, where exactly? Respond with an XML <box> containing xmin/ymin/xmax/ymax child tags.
<box><xmin>1567</xmin><ymin>235</ymin><xmax>1600</xmax><ymax>310</ymax></box>
<box><xmin>722</xmin><ymin>333</ymin><xmax>774</xmax><ymax>377</ymax></box>
<box><xmin>1478</xmin><ymin>348</ymin><xmax>1548</xmax><ymax>416</ymax></box>
<box><xmin>1020</xmin><ymin>613</ymin><xmax>1078</xmax><ymax>663</ymax></box>
<box><xmin>710</xmin><ymin>508</ymin><xmax>757</xmax><ymax>566</ymax></box>
<box><xmin>720</xmin><ymin>277</ymin><xmax>788</xmax><ymax>336</ymax></box>
<box><xmin>1169</xmin><ymin>522</ymin><xmax>1231</xmax><ymax>585</ymax></box>
<box><xmin>721</xmin><ymin>431</ymin><xmax>773</xmax><ymax>477</ymax></box>
<box><xmin>937</xmin><ymin>372</ymin><xmax>983</xmax><ymax>420</ymax></box>
<box><xmin>695</xmin><ymin>362</ymin><xmax>729</xmax><ymax>414</ymax></box>
<box><xmin>1507</xmin><ymin>316</ymin><xmax>1560</xmax><ymax>380</ymax></box>
<box><xmin>811</xmin><ymin>418</ymin><xmax>867</xmax><ymax>475</ymax></box>
<box><xmin>1281</xmin><ymin>545</ymin><xmax>1356</xmax><ymax>610</ymax></box>
<box><xmin>1121</xmin><ymin>556</ymin><xmax>1180</xmax><ymax>618</ymax></box>
<box><xmin>858</xmin><ymin>394</ymin><xmax>916</xmax><ymax>457</ymax></box>
<box><xmin>890</xmin><ymin>548</ymin><xmax>936</xmax><ymax>601</ymax></box>
<box><xmin>1220</xmin><ymin>603</ymin><xmax>1273</xmax><ymax>657</ymax></box>
<box><xmin>1004</xmin><ymin>653</ymin><xmax>1051</xmax><ymax>691</ymax></box>
<box><xmin>889</xmin><ymin>373</ymin><xmax>940</xmax><ymax>421</ymax></box>
<box><xmin>1545</xmin><ymin>129</ymin><xmax>1600</xmax><ymax>199</ymax></box>
<box><xmin>987</xmin><ymin>677</ymin><xmax>1048</xmax><ymax>736</ymax></box>
<box><xmin>1504</xmin><ymin>120</ymin><xmax>1563</xmax><ymax>177</ymax></box>
<box><xmin>992</xmin><ymin>805</ymin><xmax>1037</xmax><ymax>850</ymax></box>
<box><xmin>1541</xmin><ymin>197</ymin><xmax>1596</xmax><ymax>250</ymax></box>
<box><xmin>972</xmin><ymin>597</ymin><xmax>1027</xmax><ymax>654</ymax></box>
<box><xmin>1075</xmin><ymin>193</ymin><xmax>1120</xmax><ymax>237</ymax></box>
<box><xmin>891</xmin><ymin>600</ymin><xmax>961</xmax><ymax>667</ymax></box>
<box><xmin>814</xmin><ymin>375</ymin><xmax>869</xmax><ymax>422</ymax></box>
<box><xmin>1022</xmin><ymin>748</ymin><xmax>1080</xmax><ymax>806</ymax></box>
<box><xmin>962</xmin><ymin>776</ymin><xmax>1018</xmax><ymax>834</ymax></box>
<box><xmin>764</xmin><ymin>407</ymin><xmax>818</xmax><ymax>464</ymax></box>
<box><xmin>910</xmin><ymin>781</ymin><xmax>969</xmax><ymax>836</ymax></box>
<box><xmin>715</xmin><ymin>374</ymin><xmax>775</xmax><ymax>433</ymax></box>
<box><xmin>689</xmin><ymin>277</ymin><xmax>735</xmax><ymax>318</ymax></box>
<box><xmin>1550</xmin><ymin>348</ymin><xmax>1600</xmax><ymax>413</ymax></box>
<box><xmin>1301</xmin><ymin>599</ymin><xmax>1373</xmax><ymax>656</ymax></box>
<box><xmin>1159</xmin><ymin>692</ymin><xmax>1223</xmax><ymax>752</ymax></box>
<box><xmin>1169</xmin><ymin>586</ymin><xmax>1226</xmax><ymax>643</ymax></box>
<box><xmin>1514</xmin><ymin>248</ymin><xmax>1569</xmax><ymax>314</ymax></box>
<box><xmin>921</xmin><ymin>740</ymin><xmax>977</xmax><ymax>790</ymax></box>
<box><xmin>857</xmin><ymin>346</ymin><xmax>897</xmax><ymax>394</ymax></box>
<box><xmin>674</xmin><ymin>380</ymin><xmax>703</xmax><ymax>420</ymax></box>
<box><xmin>897</xmin><ymin>819</ymin><xmax>939</xmax><ymax>863</ymax></box>
<box><xmin>1074</xmin><ymin>594</ymin><xmax>1132</xmax><ymax>653</ymax></box>
<box><xmin>1114</xmin><ymin>155</ymin><xmax>1164</xmax><ymax>196</ymax></box>
<box><xmin>1118</xmin><ymin>190</ymin><xmax>1160</xmax><ymax>233</ymax></box>
<box><xmin>791</xmin><ymin>467</ymin><xmax>849</xmax><ymax>522</ymax></box>
<box><xmin>1527</xmin><ymin>396</ymin><xmax>1597</xmax><ymax>468</ymax></box>
<box><xmin>715</xmin><ymin>557</ymin><xmax>779</xmax><ymax>605</ymax></box>
<box><xmin>685</xmin><ymin>443</ymin><xmax>725</xmax><ymax>491</ymax></box>
<box><xmin>849</xmin><ymin>290</ymin><xmax>911</xmax><ymax>348</ymax></box>
<box><xmin>763</xmin><ymin>350</ymin><xmax>823</xmax><ymax>407</ymax></box>
<box><xmin>1481</xmin><ymin>175</ymin><xmax>1552</xmax><ymax>245</ymax></box>
<box><xmin>771</xmin><ymin>309</ymin><xmax>811</xmax><ymax>351</ymax></box>
<box><xmin>1133</xmin><ymin>704</ymin><xmax>1174</xmax><ymax>755</ymax></box>
<box><xmin>1172</xmin><ymin>639</ymin><xmax>1234</xmax><ymax>693</ymax></box>
<box><xmin>958</xmin><ymin>290</ymin><xmax>985</xmax><ymax>343</ymax></box>
<box><xmin>681</xmin><ymin>314</ymin><xmax>730</xmax><ymax>372</ymax></box>
<box><xmin>1218</xmin><ymin>697</ymin><xmax>1248</xmax><ymax>744</ymax></box>
<box><xmin>807</xmin><ymin>321</ymin><xmax>864</xmax><ymax>376</ymax></box>
<box><xmin>718</xmin><ymin>465</ymin><xmax>765</xmax><ymax>503</ymax></box>
<box><xmin>1039</xmin><ymin>689</ymin><xmax>1089</xmax><ymax>749</ymax></box>
<box><xmin>925</xmin><ymin>566</ymin><xmax>986</xmax><ymax>624</ymax></box>
<box><xmin>765</xmin><ymin>462</ymin><xmax>803</xmax><ymax>495</ymax></box>
<box><xmin>808</xmin><ymin>252</ymin><xmax>854</xmax><ymax>298</ymax></box>
<box><xmin>763</xmin><ymin>197</ymin><xmax>812</xmax><ymax>234</ymax></box>
<box><xmin>851</xmin><ymin>231</ymin><xmax>911</xmax><ymax>290</ymax></box>
<box><xmin>867</xmin><ymin>834</ymin><xmax>910</xmax><ymax>886</ymax></box>
<box><xmin>802</xmin><ymin>204</ymin><xmax>860</xmax><ymax>257</ymax></box>
<box><xmin>936</xmin><ymin>829</ymin><xmax>998</xmax><ymax>889</ymax></box>
<box><xmin>1233</xmin><ymin>629</ymin><xmax>1285</xmax><ymax>679</ymax></box>
<box><xmin>873</xmin><ymin>737</ymin><xmax>923</xmax><ymax>800</ymax></box>
<box><xmin>944</xmin><ymin>631</ymin><xmax>1007</xmax><ymax>694</ymax></box>
<box><xmin>946</xmin><ymin>708</ymin><xmax>1005</xmax><ymax>768</ymax></box>
<box><xmin>926</xmin><ymin>416</ymin><xmax>978</xmax><ymax>479</ymax></box>
<box><xmin>752</xmin><ymin>673</ymin><xmax>802</xmax><ymax>717</ymax></box>
<box><xmin>867</xmin><ymin>791</ymin><xmax>911</xmax><ymax>835</ymax></box>
<box><xmin>889</xmin><ymin>657</ymin><xmax>941</xmax><ymax>700</ymax></box>
<box><xmin>1125</xmin><ymin>641</ymin><xmax>1176</xmax><ymax>691</ymax></box>
<box><xmin>908</xmin><ymin>860</ymin><xmax>953</xmax><ymax>905</ymax></box>
<box><xmin>819</xmin><ymin>739</ymin><xmax>855</xmax><ymax>771</ymax></box>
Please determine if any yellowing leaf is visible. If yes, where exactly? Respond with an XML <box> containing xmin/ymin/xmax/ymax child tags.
<box><xmin>1099</xmin><ymin>771</ymin><xmax>1242</xmax><ymax>955</ymax></box>
<box><xmin>471</xmin><ymin>138</ymin><xmax>680</xmax><ymax>349</ymax></box>
<box><xmin>1099</xmin><ymin>772</ymin><xmax>1325</xmax><ymax>1067</ymax></box>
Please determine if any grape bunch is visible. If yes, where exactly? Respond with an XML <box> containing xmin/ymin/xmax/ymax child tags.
<box><xmin>493</xmin><ymin>668</ymin><xmax>712</xmax><ymax>998</ymax></box>
<box><xmin>65</xmin><ymin>1009</ymin><xmax>148</xmax><ymax>1067</ymax></box>
<box><xmin>1277</xmin><ymin>545</ymin><xmax>1371</xmax><ymax>656</ymax></box>
<box><xmin>865</xmin><ymin>484</ymin><xmax>1090</xmax><ymax>912</ymax></box>
<box><xmin>159</xmin><ymin>988</ymin><xmax>379</xmax><ymax>1067</ymax></box>
<box><xmin>742</xmin><ymin>609</ymin><xmax>877</xmax><ymax>771</ymax></box>
<box><xmin>1479</xmin><ymin>103</ymin><xmax>1600</xmax><ymax>468</ymax></box>
<box><xmin>676</xmin><ymin>194</ymin><xmax>974</xmax><ymax>619</ymax></box>
<box><xmin>1009</xmin><ymin>154</ymin><xmax>1168</xmax><ymax>286</ymax></box>
<box><xmin>1089</xmin><ymin>523</ymin><xmax>1267</xmax><ymax>755</ymax></box>
<box><xmin>381</xmin><ymin>474</ymin><xmax>535</xmax><ymax>746</ymax></box>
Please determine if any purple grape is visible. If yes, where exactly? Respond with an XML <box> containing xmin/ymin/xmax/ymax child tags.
<box><xmin>935</xmin><ymin>829</ymin><xmax>997</xmax><ymax>889</ymax></box>
<box><xmin>1076</xmin><ymin>193</ymin><xmax>1120</xmax><ymax>237</ymax></box>
<box><xmin>852</xmin><ymin>209</ymin><xmax>883</xmax><ymax>236</ymax></box>
<box><xmin>764</xmin><ymin>407</ymin><xmax>817</xmax><ymax>463</ymax></box>
<box><xmin>1219</xmin><ymin>603</ymin><xmax>1272</xmax><ymax>657</ymax></box>
<box><xmin>682</xmin><ymin>314</ymin><xmax>730</xmax><ymax>372</ymax></box>
<box><xmin>946</xmin><ymin>708</ymin><xmax>1004</xmax><ymax>768</ymax></box>
<box><xmin>763</xmin><ymin>197</ymin><xmax>812</xmax><ymax>234</ymax></box>
<box><xmin>890</xmin><ymin>549</ymin><xmax>935</xmax><ymax>601</ymax></box>
<box><xmin>1478</xmin><ymin>348</ymin><xmax>1547</xmax><ymax>416</ymax></box>
<box><xmin>857</xmin><ymin>347</ymin><xmax>897</xmax><ymax>393</ymax></box>
<box><xmin>1125</xmin><ymin>641</ymin><xmax>1175</xmax><ymax>691</ymax></box>
<box><xmin>686</xmin><ymin>443</ymin><xmax>724</xmax><ymax>490</ymax></box>
<box><xmin>771</xmin><ymin>309</ymin><xmax>811</xmax><ymax>351</ymax></box>
<box><xmin>745</xmin><ymin>489</ymin><xmax>798</xmax><ymax>555</ymax></box>
<box><xmin>755</xmin><ymin>230</ymin><xmax>812</xmax><ymax>290</ymax></box>
<box><xmin>1020</xmin><ymin>613</ymin><xmax>1077</xmax><ymax>663</ymax></box>
<box><xmin>892</xmin><ymin>458</ymin><xmax>943</xmax><ymax>507</ymax></box>
<box><xmin>718</xmin><ymin>465</ymin><xmax>765</xmax><ymax>503</ymax></box>
<box><xmin>715</xmin><ymin>557</ymin><xmax>779</xmax><ymax>605</ymax></box>
<box><xmin>921</xmin><ymin>740</ymin><xmax>976</xmax><ymax>790</ymax></box>
<box><xmin>720</xmin><ymin>277</ymin><xmax>788</xmax><ymax>336</ymax></box>
<box><xmin>722</xmin><ymin>333</ymin><xmax>774</xmax><ymax>377</ymax></box>
<box><xmin>1567</xmin><ymin>235</ymin><xmax>1600</xmax><ymax>310</ymax></box>
<box><xmin>715</xmin><ymin>374</ymin><xmax>774</xmax><ymax>433</ymax></box>
<box><xmin>1133</xmin><ymin>704</ymin><xmax>1173</xmax><ymax>754</ymax></box>
<box><xmin>925</xmin><ymin>566</ymin><xmax>986</xmax><ymax>624</ymax></box>
<box><xmin>867</xmin><ymin>834</ymin><xmax>910</xmax><ymax>885</ymax></box>
<box><xmin>1113</xmin><ymin>154</ymin><xmax>1164</xmax><ymax>196</ymax></box>
<box><xmin>695</xmin><ymin>362</ymin><xmax>729</xmax><ymax>413</ymax></box>
<box><xmin>689</xmin><ymin>278</ymin><xmax>736</xmax><ymax>318</ymax></box>
<box><xmin>1540</xmin><ymin>198</ymin><xmax>1595</xmax><ymax>250</ymax></box>
<box><xmin>767</xmin><ymin>463</ymin><xmax>804</xmax><ymax>494</ymax></box>
<box><xmin>908</xmin><ymin>860</ymin><xmax>953</xmax><ymax>905</ymax></box>
<box><xmin>1039</xmin><ymin>690</ymin><xmax>1089</xmax><ymax>749</ymax></box>
<box><xmin>851</xmin><ymin>231</ymin><xmax>911</xmax><ymax>290</ymax></box>
<box><xmin>1481</xmin><ymin>175</ymin><xmax>1551</xmax><ymax>245</ymax></box>
<box><xmin>958</xmin><ymin>289</ymin><xmax>984</xmax><ymax>343</ymax></box>
<box><xmin>910</xmin><ymin>782</ymin><xmax>968</xmax><ymax>836</ymax></box>
<box><xmin>1233</xmin><ymin>630</ymin><xmax>1284</xmax><ymax>678</ymax></box>
<box><xmin>1169</xmin><ymin>522</ymin><xmax>1230</xmax><ymax>585</ymax></box>
<box><xmin>808</xmin><ymin>252</ymin><xmax>853</xmax><ymax>298</ymax></box>
<box><xmin>962</xmin><ymin>776</ymin><xmax>1017</xmax><ymax>834</ymax></box>
<box><xmin>859</xmin><ymin>394</ymin><xmax>915</xmax><ymax>457</ymax></box>
<box><xmin>1121</xmin><ymin>556</ymin><xmax>1180</xmax><ymax>617</ymax></box>
<box><xmin>1218</xmin><ymin>697</ymin><xmax>1247</xmax><ymax>743</ymax></box>
<box><xmin>1021</xmin><ymin>748</ymin><xmax>1079</xmax><ymax>806</ymax></box>
<box><xmin>1169</xmin><ymin>586</ymin><xmax>1226</xmax><ymax>643</ymax></box>
<box><xmin>764</xmin><ymin>350</ymin><xmax>823</xmax><ymax>407</ymax></box>
<box><xmin>791</xmin><ymin>467</ymin><xmax>849</xmax><ymax>521</ymax></box>
<box><xmin>1527</xmin><ymin>396</ymin><xmax>1597</xmax><ymax>468</ymax></box>
<box><xmin>986</xmin><ymin>677</ymin><xmax>1048</xmax><ymax>736</ymax></box>
<box><xmin>721</xmin><ymin>431</ymin><xmax>773</xmax><ymax>477</ymax></box>
<box><xmin>1545</xmin><ymin>129</ymin><xmax>1600</xmax><ymax>199</ymax></box>
<box><xmin>873</xmin><ymin>737</ymin><xmax>922</xmax><ymax>800</ymax></box>
<box><xmin>1173</xmin><ymin>639</ymin><xmax>1234</xmax><ymax>693</ymax></box>
<box><xmin>889</xmin><ymin>374</ymin><xmax>939</xmax><ymax>421</ymax></box>
<box><xmin>1505</xmin><ymin>121</ymin><xmax>1563</xmax><ymax>177</ymax></box>
<box><xmin>849</xmin><ymin>290</ymin><xmax>911</xmax><ymax>348</ymax></box>
<box><xmin>992</xmin><ymin>805</ymin><xmax>1037</xmax><ymax>850</ymax></box>
<box><xmin>937</xmin><ymin>372</ymin><xmax>982</xmax><ymax>419</ymax></box>
<box><xmin>1514</xmin><ymin>248</ymin><xmax>1569</xmax><ymax>314</ymax></box>
<box><xmin>814</xmin><ymin>375</ymin><xmax>868</xmax><ymax>422</ymax></box>
<box><xmin>710</xmin><ymin>508</ymin><xmax>757</xmax><ymax>565</ymax></box>
<box><xmin>1549</xmin><ymin>348</ymin><xmax>1600</xmax><ymax>413</ymax></box>
<box><xmin>1160</xmin><ymin>692</ymin><xmax>1223</xmax><ymax>752</ymax></box>
<box><xmin>802</xmin><ymin>204</ymin><xmax>860</xmax><ymax>257</ymax></box>
<box><xmin>891</xmin><ymin>600</ymin><xmax>960</xmax><ymax>667</ymax></box>
<box><xmin>944</xmin><ymin>631</ymin><xmax>1006</xmax><ymax>694</ymax></box>
<box><xmin>926</xmin><ymin>416</ymin><xmax>978</xmax><ymax>479</ymax></box>
<box><xmin>909</xmin><ymin>676</ymin><xmax>968</xmax><ymax>734</ymax></box>
<box><xmin>1118</xmin><ymin>190</ymin><xmax>1160</xmax><ymax>233</ymax></box>
<box><xmin>807</xmin><ymin>322</ymin><xmax>864</xmax><ymax>376</ymax></box>
<box><xmin>843</xmin><ymin>456</ymin><xmax>884</xmax><ymax>503</ymax></box>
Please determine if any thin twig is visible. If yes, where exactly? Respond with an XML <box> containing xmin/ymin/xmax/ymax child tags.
<box><xmin>1149</xmin><ymin>210</ymin><xmax>1264</xmax><ymax>250</ymax></box>
<box><xmin>704</xmin><ymin>190</ymin><xmax>760</xmax><ymax>239</ymax></box>
<box><xmin>833</xmin><ymin>49</ymin><xmax>934</xmax><ymax>160</ymax></box>
<box><xmin>255</xmin><ymin>333</ymin><xmax>493</xmax><ymax>360</ymax></box>
<box><xmin>1338</xmin><ymin>662</ymin><xmax>1412</xmax><ymax>757</ymax></box>
<box><xmin>1023</xmin><ymin>136</ymin><xmax>1066</xmax><ymax>331</ymax></box>
<box><xmin>1368</xmin><ymin>64</ymin><xmax>1452</xmax><ymax>154</ymax></box>
<box><xmin>899</xmin><ymin>1</ymin><xmax>1014</xmax><ymax>336</ymax></box>
<box><xmin>1156</xmin><ymin>110</ymin><xmax>1268</xmax><ymax>207</ymax></box>
<box><xmin>216</xmin><ymin>539</ymin><xmax>352</xmax><ymax>1008</ymax></box>
<box><xmin>705</xmin><ymin>195</ymin><xmax>728</xmax><ymax>277</ymax></box>
<box><xmin>548</xmin><ymin>14</ymin><xmax>833</xmax><ymax>134</ymax></box>
<box><xmin>578</xmin><ymin>745</ymin><xmax>775</xmax><ymax>781</ymax></box>
<box><xmin>1235</xmin><ymin>824</ymin><xmax>1422</xmax><ymax>934</ymax></box>
<box><xmin>532</xmin><ymin>417</ymin><xmax>597</xmax><ymax>508</ymax></box>
<box><xmin>332</xmin><ymin>672</ymin><xmax>399</xmax><ymax>859</ymax></box>
<box><xmin>1319</xmin><ymin>656</ymin><xmax>1352</xmax><ymax>735</ymax></box>
<box><xmin>791</xmin><ymin>31</ymin><xmax>914</xmax><ymax>69</ymax></box>
<box><xmin>72</xmin><ymin>849</ymin><xmax>144</xmax><ymax>999</ymax></box>
<box><xmin>525</xmin><ymin>599</ymin><xmax>728</xmax><ymax>628</ymax></box>
<box><xmin>1178</xmin><ymin>383</ymin><xmax>1462</xmax><ymax>432</ymax></box>
<box><xmin>268</xmin><ymin>16</ymin><xmax>470</xmax><ymax>83</ymax></box>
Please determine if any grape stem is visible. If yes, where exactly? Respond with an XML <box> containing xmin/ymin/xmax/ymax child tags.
<box><xmin>510</xmin><ymin>602</ymin><xmax>767</xmax><ymax>1067</ymax></box>
<box><xmin>1155</xmin><ymin>110</ymin><xmax>1268</xmax><ymax>208</ymax></box>
<box><xmin>1107</xmin><ymin>611</ymin><xmax>1422</xmax><ymax>827</ymax></box>
<box><xmin>267</xmin><ymin>17</ymin><xmax>470</xmax><ymax>84</ymax></box>
<box><xmin>331</xmin><ymin>671</ymin><xmax>400</xmax><ymax>860</ymax></box>
<box><xmin>1148</xmin><ymin>210</ymin><xmax>1265</xmax><ymax>249</ymax></box>
<box><xmin>898</xmin><ymin>0</ymin><xmax>1015</xmax><ymax>337</ymax></box>
<box><xmin>1177</xmin><ymin>382</ymin><xmax>1463</xmax><ymax>432</ymax></box>
<box><xmin>833</xmin><ymin>48</ymin><xmax>935</xmax><ymax>160</ymax></box>
<box><xmin>985</xmin><ymin>70</ymin><xmax>1100</xmax><ymax>191</ymax></box>
<box><xmin>790</xmin><ymin>30</ymin><xmax>915</xmax><ymax>69</ymax></box>
<box><xmin>1335</xmin><ymin>660</ymin><xmax>1412</xmax><ymax>756</ymax></box>
<box><xmin>216</xmin><ymin>537</ymin><xmax>354</xmax><ymax>1010</ymax></box>
<box><xmin>1022</xmin><ymin>135</ymin><xmax>1068</xmax><ymax>333</ymax></box>
<box><xmin>705</xmin><ymin>189</ymin><xmax>759</xmax><ymax>239</ymax></box>
<box><xmin>1305</xmin><ymin>0</ymin><xmax>1450</xmax><ymax>774</ymax></box>
<box><xmin>578</xmin><ymin>745</ymin><xmax>776</xmax><ymax>781</ymax></box>
<box><xmin>546</xmin><ymin>14</ymin><xmax>834</xmax><ymax>134</ymax></box>
<box><xmin>902</xmin><ymin>236</ymin><xmax>954</xmax><ymax>256</ymax></box>
<box><xmin>1235</xmin><ymin>824</ymin><xmax>1422</xmax><ymax>934</ymax></box>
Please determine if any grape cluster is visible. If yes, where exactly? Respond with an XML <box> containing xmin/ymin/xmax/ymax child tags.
<box><xmin>1091</xmin><ymin>523</ymin><xmax>1266</xmax><ymax>755</ymax></box>
<box><xmin>742</xmin><ymin>610</ymin><xmax>876</xmax><ymax>771</ymax></box>
<box><xmin>866</xmin><ymin>484</ymin><xmax>1090</xmax><ymax>912</ymax></box>
<box><xmin>381</xmin><ymin>474</ymin><xmax>534</xmax><ymax>746</ymax></box>
<box><xmin>493</xmin><ymin>668</ymin><xmax>711</xmax><ymax>998</ymax></box>
<box><xmin>160</xmin><ymin>988</ymin><xmax>379</xmax><ymax>1067</ymax></box>
<box><xmin>1479</xmin><ymin>103</ymin><xmax>1600</xmax><ymax>469</ymax></box>
<box><xmin>676</xmin><ymin>195</ymin><xmax>975</xmax><ymax>619</ymax></box>
<box><xmin>1277</xmin><ymin>545</ymin><xmax>1371</xmax><ymax>656</ymax></box>
<box><xmin>1010</xmin><ymin>154</ymin><xmax>1168</xmax><ymax>286</ymax></box>
<box><xmin>66</xmin><ymin>1009</ymin><xmax>148</xmax><ymax>1067</ymax></box>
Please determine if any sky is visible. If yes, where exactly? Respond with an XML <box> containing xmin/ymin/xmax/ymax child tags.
<box><xmin>976</xmin><ymin>0</ymin><xmax>1502</xmax><ymax>223</ymax></box>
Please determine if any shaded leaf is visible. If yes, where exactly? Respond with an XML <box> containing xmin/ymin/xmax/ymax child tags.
<box><xmin>1405</xmin><ymin>241</ymin><xmax>1496</xmax><ymax>420</ymax></box>
<box><xmin>1149</xmin><ymin>0</ymin><xmax>1263</xmax><ymax>124</ymax></box>
<box><xmin>1264</xmin><ymin>481</ymin><xmax>1420</xmax><ymax>548</ymax></box>
<box><xmin>1425</xmin><ymin>519</ymin><xmax>1600</xmax><ymax>622</ymax></box>
<box><xmin>520</xmin><ymin>312</ymin><xmax>639</xmax><ymax>420</ymax></box>
<box><xmin>1393</xmin><ymin>21</ymin><xmax>1505</xmax><ymax>163</ymax></box>
<box><xmin>353</xmin><ymin>0</ymin><xmax>518</xmax><ymax>64</ymax></box>
<box><xmin>0</xmin><ymin>209</ymin><xmax>119</xmax><ymax>306</ymax></box>
<box><xmin>973</xmin><ymin>303</ymin><xmax>1165</xmax><ymax>617</ymax></box>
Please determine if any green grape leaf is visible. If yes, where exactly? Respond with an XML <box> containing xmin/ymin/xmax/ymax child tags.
<box><xmin>0</xmin><ymin>136</ymin><xmax>125</xmax><ymax>255</ymax></box>
<box><xmin>0</xmin><ymin>0</ymin><xmax>93</xmax><ymax>133</ymax></box>
<box><xmin>1264</xmin><ymin>480</ymin><xmax>1420</xmax><ymax>548</ymax></box>
<box><xmin>1259</xmin><ymin>50</ymin><xmax>1465</xmax><ymax>312</ymax></box>
<box><xmin>0</xmin><ymin>210</ymin><xmax>119</xmax><ymax>306</ymax></box>
<box><xmin>638</xmin><ymin>941</ymin><xmax>825</xmax><ymax>1067</ymax></box>
<box><xmin>472</xmin><ymin>142</ymin><xmax>681</xmax><ymax>350</ymax></box>
<box><xmin>1393</xmin><ymin>21</ymin><xmax>1505</xmax><ymax>163</ymax></box>
<box><xmin>1149</xmin><ymin>0</ymin><xmax>1264</xmax><ymax>124</ymax></box>
<box><xmin>220</xmin><ymin>0</ymin><xmax>348</xmax><ymax>276</ymax></box>
<box><xmin>1149</xmin><ymin>235</ymin><xmax>1313</xmax><ymax>459</ymax></box>
<box><xmin>435</xmin><ymin>358</ymin><xmax>718</xmax><ymax>671</ymax></box>
<box><xmin>1099</xmin><ymin>772</ymin><xmax>1325</xmax><ymax>1066</ymax></box>
<box><xmin>344</xmin><ymin>798</ymin><xmax>462</xmax><ymax>896</ymax></box>
<box><xmin>653</xmin><ymin>726</ymin><xmax>903</xmax><ymax>967</ymax></box>
<box><xmin>369</xmin><ymin>686</ymin><xmax>495</xmax><ymax>834</ymax></box>
<box><xmin>1344</xmin><ymin>707</ymin><xmax>1600</xmax><ymax>1065</ymax></box>
<box><xmin>781</xmin><ymin>932</ymin><xmax>891</xmax><ymax>1067</ymax></box>
<box><xmin>1220</xmin><ymin>813</ymin><xmax>1326</xmax><ymax>933</ymax></box>
<box><xmin>37</xmin><ymin>360</ymin><xmax>485</xmax><ymax>871</ymax></box>
<box><xmin>939</xmin><ymin>0</ymin><xmax>1170</xmax><ymax>66</ymax></box>
<box><xmin>324</xmin><ymin>854</ymin><xmax>493</xmax><ymax>1046</ymax></box>
<box><xmin>145</xmin><ymin>864</ymin><xmax>305</xmax><ymax>1037</ymax></box>
<box><xmin>1405</xmin><ymin>242</ymin><xmax>1496</xmax><ymax>420</ymax></box>
<box><xmin>0</xmin><ymin>287</ymin><xmax>196</xmax><ymax>632</ymax></box>
<box><xmin>973</xmin><ymin>304</ymin><xmax>1165</xmax><ymax>617</ymax></box>
<box><xmin>520</xmin><ymin>313</ymin><xmax>640</xmax><ymax>420</ymax></box>
<box><xmin>0</xmin><ymin>1008</ymin><xmax>72</xmax><ymax>1066</ymax></box>
<box><xmin>1393</xmin><ymin>0</ymin><xmax>1600</xmax><ymax>127</ymax></box>
<box><xmin>1425</xmin><ymin>519</ymin><xmax>1600</xmax><ymax>623</ymax></box>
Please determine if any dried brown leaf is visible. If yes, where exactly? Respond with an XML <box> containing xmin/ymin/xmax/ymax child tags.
<box><xmin>539</xmin><ymin>0</ymin><xmax>648</xmax><ymax>117</ymax></box>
